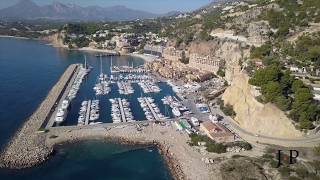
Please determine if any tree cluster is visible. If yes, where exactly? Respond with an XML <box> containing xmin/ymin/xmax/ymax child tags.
<box><xmin>249</xmin><ymin>64</ymin><xmax>319</xmax><ymax>129</ymax></box>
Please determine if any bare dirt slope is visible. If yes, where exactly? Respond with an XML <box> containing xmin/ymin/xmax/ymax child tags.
<box><xmin>222</xmin><ymin>72</ymin><xmax>302</xmax><ymax>138</ymax></box>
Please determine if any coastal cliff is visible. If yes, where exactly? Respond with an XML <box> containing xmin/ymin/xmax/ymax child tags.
<box><xmin>41</xmin><ymin>32</ymin><xmax>66</xmax><ymax>48</ymax></box>
<box><xmin>222</xmin><ymin>71</ymin><xmax>302</xmax><ymax>138</ymax></box>
<box><xmin>187</xmin><ymin>38</ymin><xmax>302</xmax><ymax>138</ymax></box>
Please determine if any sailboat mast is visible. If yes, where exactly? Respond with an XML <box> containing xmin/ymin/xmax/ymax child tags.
<box><xmin>100</xmin><ymin>56</ymin><xmax>103</xmax><ymax>75</ymax></box>
<box><xmin>84</xmin><ymin>55</ymin><xmax>87</xmax><ymax>69</ymax></box>
<box><xmin>110</xmin><ymin>56</ymin><xmax>113</xmax><ymax>73</ymax></box>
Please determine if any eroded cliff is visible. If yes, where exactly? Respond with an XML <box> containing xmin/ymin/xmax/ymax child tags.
<box><xmin>222</xmin><ymin>71</ymin><xmax>302</xmax><ymax>138</ymax></box>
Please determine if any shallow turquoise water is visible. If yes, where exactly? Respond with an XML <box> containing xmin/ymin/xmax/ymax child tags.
<box><xmin>0</xmin><ymin>37</ymin><xmax>172</xmax><ymax>179</ymax></box>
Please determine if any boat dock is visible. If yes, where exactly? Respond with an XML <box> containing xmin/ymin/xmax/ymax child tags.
<box><xmin>85</xmin><ymin>100</ymin><xmax>92</xmax><ymax>125</ymax></box>
<box><xmin>118</xmin><ymin>98</ymin><xmax>127</xmax><ymax>122</ymax></box>
<box><xmin>143</xmin><ymin>97</ymin><xmax>160</xmax><ymax>121</ymax></box>
<box><xmin>45</xmin><ymin>64</ymin><xmax>81</xmax><ymax>128</ymax></box>
<box><xmin>0</xmin><ymin>64</ymin><xmax>80</xmax><ymax>168</ymax></box>
<box><xmin>95</xmin><ymin>52</ymin><xmax>120</xmax><ymax>57</ymax></box>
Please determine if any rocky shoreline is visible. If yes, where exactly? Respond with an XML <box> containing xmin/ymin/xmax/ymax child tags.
<box><xmin>0</xmin><ymin>64</ymin><xmax>79</xmax><ymax>169</ymax></box>
<box><xmin>46</xmin><ymin>134</ymin><xmax>186</xmax><ymax>180</ymax></box>
<box><xmin>44</xmin><ymin>124</ymin><xmax>212</xmax><ymax>180</ymax></box>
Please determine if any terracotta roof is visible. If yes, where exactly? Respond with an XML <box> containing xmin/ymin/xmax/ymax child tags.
<box><xmin>201</xmin><ymin>121</ymin><xmax>233</xmax><ymax>138</ymax></box>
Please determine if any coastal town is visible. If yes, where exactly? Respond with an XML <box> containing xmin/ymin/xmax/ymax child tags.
<box><xmin>1</xmin><ymin>0</ymin><xmax>320</xmax><ymax>180</ymax></box>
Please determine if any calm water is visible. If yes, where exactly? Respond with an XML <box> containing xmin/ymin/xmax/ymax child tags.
<box><xmin>0</xmin><ymin>37</ymin><xmax>172</xmax><ymax>180</ymax></box>
<box><xmin>0</xmin><ymin>140</ymin><xmax>172</xmax><ymax>180</ymax></box>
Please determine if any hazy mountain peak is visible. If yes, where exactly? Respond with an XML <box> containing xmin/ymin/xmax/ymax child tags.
<box><xmin>0</xmin><ymin>0</ymin><xmax>159</xmax><ymax>21</ymax></box>
<box><xmin>16</xmin><ymin>0</ymin><xmax>39</xmax><ymax>8</ymax></box>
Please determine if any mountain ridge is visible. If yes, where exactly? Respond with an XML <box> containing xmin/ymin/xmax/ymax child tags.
<box><xmin>0</xmin><ymin>0</ymin><xmax>174</xmax><ymax>21</ymax></box>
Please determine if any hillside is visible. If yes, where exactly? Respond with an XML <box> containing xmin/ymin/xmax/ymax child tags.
<box><xmin>161</xmin><ymin>0</ymin><xmax>320</xmax><ymax>138</ymax></box>
<box><xmin>2</xmin><ymin>0</ymin><xmax>318</xmax><ymax>138</ymax></box>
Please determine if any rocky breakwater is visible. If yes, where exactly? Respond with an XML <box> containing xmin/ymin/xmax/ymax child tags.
<box><xmin>46</xmin><ymin>124</ymin><xmax>214</xmax><ymax>180</ymax></box>
<box><xmin>0</xmin><ymin>64</ymin><xmax>79</xmax><ymax>168</ymax></box>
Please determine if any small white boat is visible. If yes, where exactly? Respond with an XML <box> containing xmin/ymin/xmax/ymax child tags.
<box><xmin>172</xmin><ymin>107</ymin><xmax>181</xmax><ymax>117</ymax></box>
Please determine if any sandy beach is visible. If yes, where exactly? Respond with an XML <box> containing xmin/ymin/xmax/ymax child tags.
<box><xmin>0</xmin><ymin>35</ymin><xmax>30</xmax><ymax>40</ymax></box>
<box><xmin>128</xmin><ymin>53</ymin><xmax>158</xmax><ymax>62</ymax></box>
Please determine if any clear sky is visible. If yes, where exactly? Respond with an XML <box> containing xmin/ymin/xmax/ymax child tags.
<box><xmin>0</xmin><ymin>0</ymin><xmax>214</xmax><ymax>14</ymax></box>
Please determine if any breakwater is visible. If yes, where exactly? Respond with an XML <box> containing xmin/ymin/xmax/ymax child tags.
<box><xmin>45</xmin><ymin>127</ymin><xmax>186</xmax><ymax>180</ymax></box>
<box><xmin>0</xmin><ymin>64</ymin><xmax>79</xmax><ymax>168</ymax></box>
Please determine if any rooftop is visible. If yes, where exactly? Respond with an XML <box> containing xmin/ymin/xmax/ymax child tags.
<box><xmin>201</xmin><ymin>121</ymin><xmax>233</xmax><ymax>138</ymax></box>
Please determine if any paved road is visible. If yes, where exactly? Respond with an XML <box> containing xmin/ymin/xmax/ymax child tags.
<box><xmin>209</xmin><ymin>103</ymin><xmax>320</xmax><ymax>148</ymax></box>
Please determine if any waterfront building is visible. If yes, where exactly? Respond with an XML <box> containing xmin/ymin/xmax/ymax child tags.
<box><xmin>200</xmin><ymin>121</ymin><xmax>235</xmax><ymax>143</ymax></box>
<box><xmin>163</xmin><ymin>47</ymin><xmax>184</xmax><ymax>62</ymax></box>
<box><xmin>144</xmin><ymin>45</ymin><xmax>164</xmax><ymax>57</ymax></box>
<box><xmin>189</xmin><ymin>53</ymin><xmax>221</xmax><ymax>73</ymax></box>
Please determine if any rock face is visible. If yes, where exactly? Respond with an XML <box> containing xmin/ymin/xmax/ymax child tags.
<box><xmin>41</xmin><ymin>32</ymin><xmax>66</xmax><ymax>48</ymax></box>
<box><xmin>222</xmin><ymin>72</ymin><xmax>302</xmax><ymax>138</ymax></box>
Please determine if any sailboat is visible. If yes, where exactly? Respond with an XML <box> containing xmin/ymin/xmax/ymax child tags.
<box><xmin>94</xmin><ymin>56</ymin><xmax>110</xmax><ymax>95</ymax></box>
<box><xmin>81</xmin><ymin>55</ymin><xmax>92</xmax><ymax>75</ymax></box>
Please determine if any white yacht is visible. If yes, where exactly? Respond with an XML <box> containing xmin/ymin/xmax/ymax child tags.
<box><xmin>61</xmin><ymin>100</ymin><xmax>69</xmax><ymax>110</ymax></box>
<box><xmin>172</xmin><ymin>107</ymin><xmax>181</xmax><ymax>117</ymax></box>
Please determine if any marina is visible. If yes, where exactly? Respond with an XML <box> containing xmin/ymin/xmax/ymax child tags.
<box><xmin>138</xmin><ymin>81</ymin><xmax>161</xmax><ymax>93</ymax></box>
<box><xmin>110</xmin><ymin>98</ymin><xmax>134</xmax><ymax>123</ymax></box>
<box><xmin>117</xmin><ymin>81</ymin><xmax>134</xmax><ymax>95</ymax></box>
<box><xmin>93</xmin><ymin>58</ymin><xmax>110</xmax><ymax>96</ymax></box>
<box><xmin>42</xmin><ymin>58</ymin><xmax>179</xmax><ymax>128</ymax></box>
<box><xmin>138</xmin><ymin>97</ymin><xmax>167</xmax><ymax>121</ymax></box>
<box><xmin>162</xmin><ymin>95</ymin><xmax>191</xmax><ymax>117</ymax></box>
<box><xmin>111</xmin><ymin>65</ymin><xmax>149</xmax><ymax>73</ymax></box>
<box><xmin>109</xmin><ymin>74</ymin><xmax>153</xmax><ymax>82</ymax></box>
<box><xmin>54</xmin><ymin>61</ymin><xmax>91</xmax><ymax>126</ymax></box>
<box><xmin>2</xmin><ymin>47</ymin><xmax>179</xmax><ymax>130</ymax></box>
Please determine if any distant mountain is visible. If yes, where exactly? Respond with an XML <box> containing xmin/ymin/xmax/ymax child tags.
<box><xmin>0</xmin><ymin>0</ymin><xmax>160</xmax><ymax>21</ymax></box>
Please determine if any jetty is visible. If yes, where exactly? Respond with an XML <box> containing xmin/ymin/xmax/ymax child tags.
<box><xmin>95</xmin><ymin>52</ymin><xmax>120</xmax><ymax>57</ymax></box>
<box><xmin>143</xmin><ymin>97</ymin><xmax>160</xmax><ymax>121</ymax></box>
<box><xmin>117</xmin><ymin>98</ymin><xmax>127</xmax><ymax>122</ymax></box>
<box><xmin>85</xmin><ymin>100</ymin><xmax>92</xmax><ymax>125</ymax></box>
<box><xmin>0</xmin><ymin>64</ymin><xmax>80</xmax><ymax>168</ymax></box>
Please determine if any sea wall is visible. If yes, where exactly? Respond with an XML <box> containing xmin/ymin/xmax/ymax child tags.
<box><xmin>0</xmin><ymin>64</ymin><xmax>79</xmax><ymax>168</ymax></box>
<box><xmin>45</xmin><ymin>124</ymin><xmax>215</xmax><ymax>180</ymax></box>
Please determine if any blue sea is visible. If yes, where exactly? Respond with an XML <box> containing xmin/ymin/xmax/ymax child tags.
<box><xmin>0</xmin><ymin>37</ymin><xmax>173</xmax><ymax>180</ymax></box>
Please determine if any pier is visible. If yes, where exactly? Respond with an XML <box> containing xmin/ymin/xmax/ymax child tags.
<box><xmin>143</xmin><ymin>97</ymin><xmax>160</xmax><ymax>121</ymax></box>
<box><xmin>85</xmin><ymin>100</ymin><xmax>92</xmax><ymax>125</ymax></box>
<box><xmin>95</xmin><ymin>52</ymin><xmax>120</xmax><ymax>57</ymax></box>
<box><xmin>0</xmin><ymin>64</ymin><xmax>80</xmax><ymax>168</ymax></box>
<box><xmin>46</xmin><ymin>65</ymin><xmax>81</xmax><ymax>128</ymax></box>
<box><xmin>118</xmin><ymin>98</ymin><xmax>127</xmax><ymax>122</ymax></box>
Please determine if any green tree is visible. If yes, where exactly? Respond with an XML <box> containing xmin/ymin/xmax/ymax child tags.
<box><xmin>249</xmin><ymin>64</ymin><xmax>281</xmax><ymax>86</ymax></box>
<box><xmin>206</xmin><ymin>143</ymin><xmax>226</xmax><ymax>153</ymax></box>
<box><xmin>274</xmin><ymin>95</ymin><xmax>291</xmax><ymax>111</ymax></box>
<box><xmin>292</xmin><ymin>80</ymin><xmax>305</xmax><ymax>93</ymax></box>
<box><xmin>309</xmin><ymin>46</ymin><xmax>320</xmax><ymax>63</ymax></box>
<box><xmin>250</xmin><ymin>43</ymin><xmax>272</xmax><ymax>59</ymax></box>
<box><xmin>261</xmin><ymin>82</ymin><xmax>282</xmax><ymax>102</ymax></box>
<box><xmin>299</xmin><ymin>118</ymin><xmax>314</xmax><ymax>130</ymax></box>
<box><xmin>217</xmin><ymin>67</ymin><xmax>225</xmax><ymax>77</ymax></box>
<box><xmin>280</xmin><ymin>71</ymin><xmax>294</xmax><ymax>93</ymax></box>
<box><xmin>180</xmin><ymin>51</ymin><xmax>189</xmax><ymax>64</ymax></box>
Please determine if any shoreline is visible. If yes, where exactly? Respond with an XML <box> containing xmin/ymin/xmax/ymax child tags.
<box><xmin>45</xmin><ymin>124</ymin><xmax>212</xmax><ymax>180</ymax></box>
<box><xmin>1</xmin><ymin>35</ymin><xmax>156</xmax><ymax>63</ymax></box>
<box><xmin>48</xmin><ymin>136</ymin><xmax>185</xmax><ymax>180</ymax></box>
<box><xmin>0</xmin><ymin>36</ymin><xmax>204</xmax><ymax>179</ymax></box>
<box><xmin>0</xmin><ymin>35</ymin><xmax>32</xmax><ymax>40</ymax></box>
